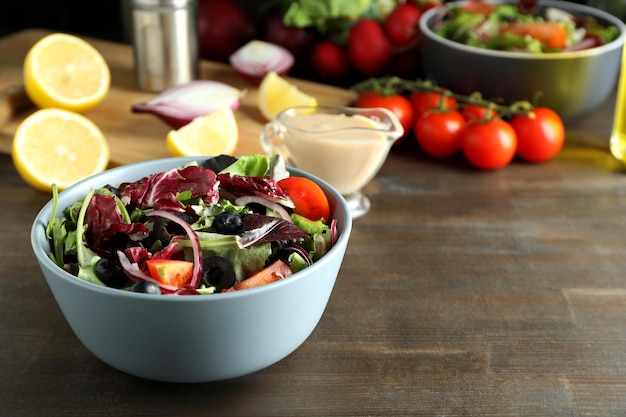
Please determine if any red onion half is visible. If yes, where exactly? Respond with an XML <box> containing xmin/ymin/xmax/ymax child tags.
<box><xmin>229</xmin><ymin>40</ymin><xmax>294</xmax><ymax>83</ymax></box>
<box><xmin>131</xmin><ymin>80</ymin><xmax>243</xmax><ymax>129</ymax></box>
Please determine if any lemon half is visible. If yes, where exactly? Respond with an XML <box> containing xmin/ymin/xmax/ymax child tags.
<box><xmin>24</xmin><ymin>33</ymin><xmax>110</xmax><ymax>112</ymax></box>
<box><xmin>12</xmin><ymin>108</ymin><xmax>110</xmax><ymax>192</ymax></box>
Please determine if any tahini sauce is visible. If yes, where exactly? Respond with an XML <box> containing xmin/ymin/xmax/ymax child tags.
<box><xmin>282</xmin><ymin>113</ymin><xmax>393</xmax><ymax>195</ymax></box>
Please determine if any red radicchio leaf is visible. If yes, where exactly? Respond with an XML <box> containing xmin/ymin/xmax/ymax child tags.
<box><xmin>120</xmin><ymin>166</ymin><xmax>219</xmax><ymax>209</ymax></box>
<box><xmin>124</xmin><ymin>246</ymin><xmax>151</xmax><ymax>264</ymax></box>
<box><xmin>236</xmin><ymin>213</ymin><xmax>308</xmax><ymax>248</ymax></box>
<box><xmin>85</xmin><ymin>194</ymin><xmax>149</xmax><ymax>251</ymax></box>
<box><xmin>217</xmin><ymin>173</ymin><xmax>294</xmax><ymax>207</ymax></box>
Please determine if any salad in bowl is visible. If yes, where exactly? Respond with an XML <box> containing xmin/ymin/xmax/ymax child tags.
<box><xmin>432</xmin><ymin>0</ymin><xmax>620</xmax><ymax>52</ymax></box>
<box><xmin>44</xmin><ymin>154</ymin><xmax>338</xmax><ymax>296</ymax></box>
<box><xmin>31</xmin><ymin>154</ymin><xmax>352</xmax><ymax>382</ymax></box>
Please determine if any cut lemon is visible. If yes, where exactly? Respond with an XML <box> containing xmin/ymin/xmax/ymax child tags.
<box><xmin>166</xmin><ymin>106</ymin><xmax>238</xmax><ymax>157</ymax></box>
<box><xmin>24</xmin><ymin>33</ymin><xmax>110</xmax><ymax>112</ymax></box>
<box><xmin>257</xmin><ymin>71</ymin><xmax>317</xmax><ymax>120</ymax></box>
<box><xmin>12</xmin><ymin>108</ymin><xmax>110</xmax><ymax>192</ymax></box>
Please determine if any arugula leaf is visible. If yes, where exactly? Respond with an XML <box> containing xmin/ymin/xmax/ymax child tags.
<box><xmin>75</xmin><ymin>189</ymin><xmax>105</xmax><ymax>286</ymax></box>
<box><xmin>46</xmin><ymin>185</ymin><xmax>68</xmax><ymax>267</ymax></box>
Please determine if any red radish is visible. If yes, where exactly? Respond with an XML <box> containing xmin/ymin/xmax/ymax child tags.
<box><xmin>131</xmin><ymin>80</ymin><xmax>243</xmax><ymax>129</ymax></box>
<box><xmin>347</xmin><ymin>19</ymin><xmax>393</xmax><ymax>77</ymax></box>
<box><xmin>229</xmin><ymin>40</ymin><xmax>294</xmax><ymax>83</ymax></box>
<box><xmin>260</xmin><ymin>8</ymin><xmax>318</xmax><ymax>58</ymax></box>
<box><xmin>197</xmin><ymin>0</ymin><xmax>256</xmax><ymax>62</ymax></box>
<box><xmin>310</xmin><ymin>40</ymin><xmax>351</xmax><ymax>82</ymax></box>
<box><xmin>384</xmin><ymin>4</ymin><xmax>422</xmax><ymax>46</ymax></box>
<box><xmin>390</xmin><ymin>48</ymin><xmax>422</xmax><ymax>79</ymax></box>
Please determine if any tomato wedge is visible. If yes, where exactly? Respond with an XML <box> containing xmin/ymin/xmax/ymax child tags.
<box><xmin>462</xmin><ymin>0</ymin><xmax>498</xmax><ymax>15</ymax></box>
<box><xmin>502</xmin><ymin>22</ymin><xmax>568</xmax><ymax>50</ymax></box>
<box><xmin>145</xmin><ymin>259</ymin><xmax>194</xmax><ymax>288</ymax></box>
<box><xmin>278</xmin><ymin>177</ymin><xmax>331</xmax><ymax>222</ymax></box>
<box><xmin>230</xmin><ymin>259</ymin><xmax>293</xmax><ymax>291</ymax></box>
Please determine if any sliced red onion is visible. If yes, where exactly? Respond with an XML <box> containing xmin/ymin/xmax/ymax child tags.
<box><xmin>284</xmin><ymin>244</ymin><xmax>313</xmax><ymax>266</ymax></box>
<box><xmin>329</xmin><ymin>218</ymin><xmax>338</xmax><ymax>248</ymax></box>
<box><xmin>146</xmin><ymin>210</ymin><xmax>203</xmax><ymax>289</ymax></box>
<box><xmin>131</xmin><ymin>80</ymin><xmax>243</xmax><ymax>129</ymax></box>
<box><xmin>563</xmin><ymin>37</ymin><xmax>601</xmax><ymax>52</ymax></box>
<box><xmin>235</xmin><ymin>195</ymin><xmax>293</xmax><ymax>222</ymax></box>
<box><xmin>173</xmin><ymin>286</ymin><xmax>201</xmax><ymax>295</ymax></box>
<box><xmin>117</xmin><ymin>250</ymin><xmax>180</xmax><ymax>292</ymax></box>
<box><xmin>229</xmin><ymin>40</ymin><xmax>294</xmax><ymax>83</ymax></box>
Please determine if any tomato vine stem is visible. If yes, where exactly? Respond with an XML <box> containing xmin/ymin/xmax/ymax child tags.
<box><xmin>350</xmin><ymin>76</ymin><xmax>538</xmax><ymax>118</ymax></box>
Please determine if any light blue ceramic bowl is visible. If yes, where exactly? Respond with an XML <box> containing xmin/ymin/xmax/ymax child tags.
<box><xmin>420</xmin><ymin>0</ymin><xmax>626</xmax><ymax>121</ymax></box>
<box><xmin>30</xmin><ymin>157</ymin><xmax>352</xmax><ymax>383</ymax></box>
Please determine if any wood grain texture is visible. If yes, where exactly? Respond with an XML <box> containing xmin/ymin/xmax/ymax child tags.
<box><xmin>0</xmin><ymin>29</ymin><xmax>357</xmax><ymax>166</ymax></box>
<box><xmin>3</xmin><ymin>29</ymin><xmax>626</xmax><ymax>417</ymax></box>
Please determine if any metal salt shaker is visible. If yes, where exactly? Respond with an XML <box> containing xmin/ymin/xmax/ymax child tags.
<box><xmin>129</xmin><ymin>0</ymin><xmax>199</xmax><ymax>92</ymax></box>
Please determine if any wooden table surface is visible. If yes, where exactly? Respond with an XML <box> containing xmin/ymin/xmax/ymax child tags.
<box><xmin>3</xmin><ymin>30</ymin><xmax>626</xmax><ymax>417</ymax></box>
<box><xmin>0</xmin><ymin>30</ymin><xmax>357</xmax><ymax>166</ymax></box>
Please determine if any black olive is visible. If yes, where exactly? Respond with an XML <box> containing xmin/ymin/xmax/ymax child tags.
<box><xmin>130</xmin><ymin>281</ymin><xmax>161</xmax><ymax>294</ymax></box>
<box><xmin>153</xmin><ymin>212</ymin><xmax>196</xmax><ymax>244</ymax></box>
<box><xmin>267</xmin><ymin>248</ymin><xmax>294</xmax><ymax>266</ymax></box>
<box><xmin>202</xmin><ymin>256</ymin><xmax>236</xmax><ymax>292</ymax></box>
<box><xmin>202</xmin><ymin>155</ymin><xmax>238</xmax><ymax>173</ymax></box>
<box><xmin>95</xmin><ymin>257</ymin><xmax>130</xmax><ymax>288</ymax></box>
<box><xmin>213</xmin><ymin>211</ymin><xmax>243</xmax><ymax>235</ymax></box>
<box><xmin>104</xmin><ymin>184</ymin><xmax>122</xmax><ymax>196</ymax></box>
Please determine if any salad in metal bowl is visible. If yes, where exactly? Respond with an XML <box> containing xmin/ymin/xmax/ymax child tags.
<box><xmin>44</xmin><ymin>154</ymin><xmax>338</xmax><ymax>296</ymax></box>
<box><xmin>433</xmin><ymin>0</ymin><xmax>620</xmax><ymax>52</ymax></box>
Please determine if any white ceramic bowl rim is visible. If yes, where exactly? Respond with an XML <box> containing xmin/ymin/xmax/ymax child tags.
<box><xmin>420</xmin><ymin>0</ymin><xmax>626</xmax><ymax>60</ymax></box>
<box><xmin>30</xmin><ymin>156</ymin><xmax>353</xmax><ymax>303</ymax></box>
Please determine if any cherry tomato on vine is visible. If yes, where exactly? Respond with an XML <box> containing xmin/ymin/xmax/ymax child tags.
<box><xmin>462</xmin><ymin>119</ymin><xmax>517</xmax><ymax>170</ymax></box>
<box><xmin>509</xmin><ymin>107</ymin><xmax>565</xmax><ymax>163</ymax></box>
<box><xmin>355</xmin><ymin>91</ymin><xmax>415</xmax><ymax>142</ymax></box>
<box><xmin>409</xmin><ymin>90</ymin><xmax>458</xmax><ymax>119</ymax></box>
<box><xmin>461</xmin><ymin>104</ymin><xmax>498</xmax><ymax>124</ymax></box>
<box><xmin>278</xmin><ymin>177</ymin><xmax>330</xmax><ymax>222</ymax></box>
<box><xmin>415</xmin><ymin>109</ymin><xmax>466</xmax><ymax>158</ymax></box>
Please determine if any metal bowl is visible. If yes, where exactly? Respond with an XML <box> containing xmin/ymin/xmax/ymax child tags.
<box><xmin>419</xmin><ymin>0</ymin><xmax>626</xmax><ymax>121</ymax></box>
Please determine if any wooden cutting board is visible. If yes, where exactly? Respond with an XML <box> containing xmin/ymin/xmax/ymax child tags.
<box><xmin>0</xmin><ymin>29</ymin><xmax>357</xmax><ymax>167</ymax></box>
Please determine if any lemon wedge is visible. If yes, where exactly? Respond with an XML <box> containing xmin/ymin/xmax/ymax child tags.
<box><xmin>257</xmin><ymin>71</ymin><xmax>317</xmax><ymax>121</ymax></box>
<box><xmin>166</xmin><ymin>106</ymin><xmax>238</xmax><ymax>157</ymax></box>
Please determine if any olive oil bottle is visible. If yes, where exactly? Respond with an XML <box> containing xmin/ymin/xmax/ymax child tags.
<box><xmin>610</xmin><ymin>41</ymin><xmax>626</xmax><ymax>162</ymax></box>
